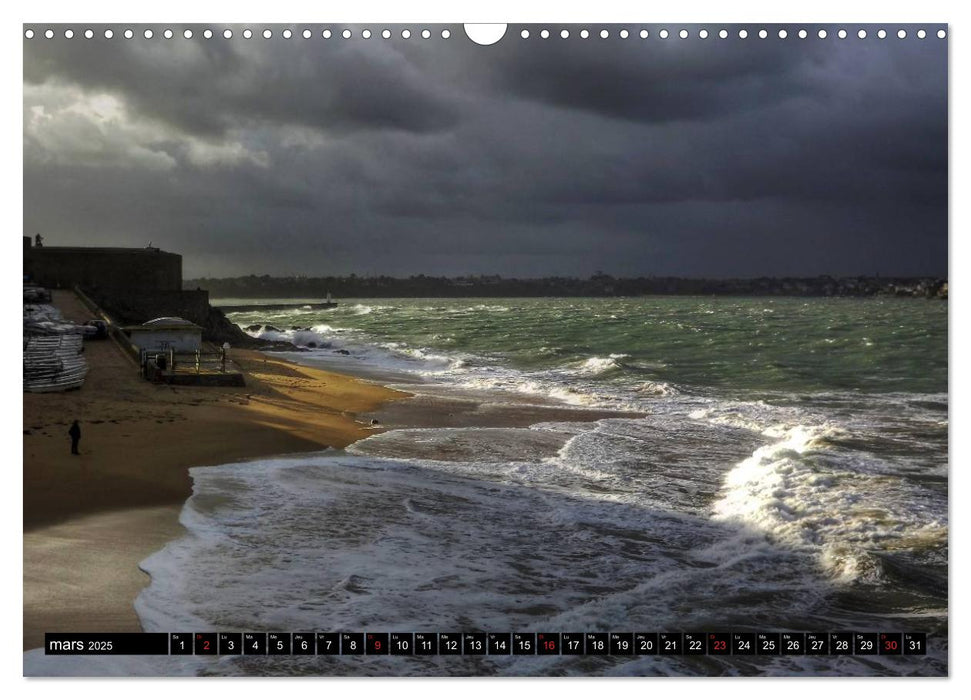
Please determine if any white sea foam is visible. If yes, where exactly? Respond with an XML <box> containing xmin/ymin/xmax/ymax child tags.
<box><xmin>133</xmin><ymin>451</ymin><xmax>724</xmax><ymax>641</ymax></box>
<box><xmin>125</xmin><ymin>392</ymin><xmax>947</xmax><ymax>676</ymax></box>
<box><xmin>349</xmin><ymin>303</ymin><xmax>395</xmax><ymax>315</ymax></box>
<box><xmin>381</xmin><ymin>344</ymin><xmax>463</xmax><ymax>369</ymax></box>
<box><xmin>248</xmin><ymin>325</ymin><xmax>337</xmax><ymax>348</ymax></box>
<box><xmin>135</xmin><ymin>445</ymin><xmax>803</xmax><ymax>651</ymax></box>
<box><xmin>570</xmin><ymin>354</ymin><xmax>629</xmax><ymax>376</ymax></box>
<box><xmin>710</xmin><ymin>423</ymin><xmax>947</xmax><ymax>582</ymax></box>
<box><xmin>635</xmin><ymin>380</ymin><xmax>678</xmax><ymax>396</ymax></box>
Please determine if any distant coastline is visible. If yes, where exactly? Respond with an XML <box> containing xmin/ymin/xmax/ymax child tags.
<box><xmin>187</xmin><ymin>274</ymin><xmax>948</xmax><ymax>299</ymax></box>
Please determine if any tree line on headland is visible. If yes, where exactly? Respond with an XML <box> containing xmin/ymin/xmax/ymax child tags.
<box><xmin>185</xmin><ymin>274</ymin><xmax>948</xmax><ymax>300</ymax></box>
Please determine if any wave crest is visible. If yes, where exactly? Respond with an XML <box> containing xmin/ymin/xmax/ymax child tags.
<box><xmin>710</xmin><ymin>424</ymin><xmax>947</xmax><ymax>583</ymax></box>
<box><xmin>571</xmin><ymin>354</ymin><xmax>629</xmax><ymax>376</ymax></box>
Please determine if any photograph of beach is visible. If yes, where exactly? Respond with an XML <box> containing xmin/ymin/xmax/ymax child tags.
<box><xmin>22</xmin><ymin>22</ymin><xmax>947</xmax><ymax>678</ymax></box>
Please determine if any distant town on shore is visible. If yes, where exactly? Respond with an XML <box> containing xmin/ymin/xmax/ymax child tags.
<box><xmin>186</xmin><ymin>274</ymin><xmax>948</xmax><ymax>300</ymax></box>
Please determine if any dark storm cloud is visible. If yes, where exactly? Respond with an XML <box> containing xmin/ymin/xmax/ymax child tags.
<box><xmin>24</xmin><ymin>27</ymin><xmax>460</xmax><ymax>136</ymax></box>
<box><xmin>22</xmin><ymin>24</ymin><xmax>948</xmax><ymax>278</ymax></box>
<box><xmin>475</xmin><ymin>28</ymin><xmax>809</xmax><ymax>124</ymax></box>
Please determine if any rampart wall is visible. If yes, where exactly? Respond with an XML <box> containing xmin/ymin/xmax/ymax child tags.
<box><xmin>24</xmin><ymin>242</ymin><xmax>182</xmax><ymax>293</ymax></box>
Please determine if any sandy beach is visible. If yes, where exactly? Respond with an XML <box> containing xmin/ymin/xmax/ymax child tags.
<box><xmin>23</xmin><ymin>291</ymin><xmax>408</xmax><ymax>650</ymax></box>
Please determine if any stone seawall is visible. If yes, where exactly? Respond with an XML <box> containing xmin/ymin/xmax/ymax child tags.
<box><xmin>83</xmin><ymin>288</ymin><xmax>211</xmax><ymax>326</ymax></box>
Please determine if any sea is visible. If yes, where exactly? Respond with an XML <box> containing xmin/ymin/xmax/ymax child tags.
<box><xmin>29</xmin><ymin>296</ymin><xmax>948</xmax><ymax>676</ymax></box>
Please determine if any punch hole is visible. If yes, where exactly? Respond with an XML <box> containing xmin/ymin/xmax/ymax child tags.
<box><xmin>600</xmin><ymin>29</ymin><xmax>610</xmax><ymax>39</ymax></box>
<box><xmin>877</xmin><ymin>29</ymin><xmax>887</xmax><ymax>39</ymax></box>
<box><xmin>342</xmin><ymin>29</ymin><xmax>352</xmax><ymax>39</ymax></box>
<box><xmin>659</xmin><ymin>29</ymin><xmax>669</xmax><ymax>39</ymax></box>
<box><xmin>818</xmin><ymin>29</ymin><xmax>827</xmax><ymax>39</ymax></box>
<box><xmin>798</xmin><ymin>29</ymin><xmax>807</xmax><ymax>39</ymax></box>
<box><xmin>718</xmin><ymin>29</ymin><xmax>728</xmax><ymax>39</ymax></box>
<box><xmin>64</xmin><ymin>29</ymin><xmax>74</xmax><ymax>39</ymax></box>
<box><xmin>639</xmin><ymin>30</ymin><xmax>648</xmax><ymax>39</ymax></box>
<box><xmin>124</xmin><ymin>29</ymin><xmax>134</xmax><ymax>39</ymax></box>
<box><xmin>24</xmin><ymin>29</ymin><xmax>34</xmax><ymax>39</ymax></box>
<box><xmin>223</xmin><ymin>29</ymin><xmax>233</xmax><ymax>39</ymax></box>
<box><xmin>441</xmin><ymin>29</ymin><xmax>451</xmax><ymax>39</ymax></box>
<box><xmin>858</xmin><ymin>29</ymin><xmax>867</xmax><ymax>39</ymax></box>
<box><xmin>679</xmin><ymin>29</ymin><xmax>688</xmax><ymax>39</ymax></box>
<box><xmin>242</xmin><ymin>29</ymin><xmax>253</xmax><ymax>39</ymax></box>
<box><xmin>837</xmin><ymin>29</ymin><xmax>847</xmax><ymax>39</ymax></box>
<box><xmin>163</xmin><ymin>29</ymin><xmax>173</xmax><ymax>39</ymax></box>
<box><xmin>302</xmin><ymin>29</ymin><xmax>311</xmax><ymax>39</ymax></box>
<box><xmin>283</xmin><ymin>29</ymin><xmax>292</xmax><ymax>39</ymax></box>
<box><xmin>464</xmin><ymin>24</ymin><xmax>506</xmax><ymax>46</ymax></box>
<box><xmin>897</xmin><ymin>29</ymin><xmax>906</xmax><ymax>39</ymax></box>
<box><xmin>620</xmin><ymin>29</ymin><xmax>629</xmax><ymax>39</ymax></box>
<box><xmin>362</xmin><ymin>29</ymin><xmax>372</xmax><ymax>39</ymax></box>
<box><xmin>540</xmin><ymin>29</ymin><xmax>549</xmax><ymax>39</ymax></box>
<box><xmin>520</xmin><ymin>29</ymin><xmax>529</xmax><ymax>39</ymax></box>
<box><xmin>45</xmin><ymin>29</ymin><xmax>54</xmax><ymax>39</ymax></box>
<box><xmin>583</xmin><ymin>29</ymin><xmax>591</xmax><ymax>39</ymax></box>
<box><xmin>262</xmin><ymin>29</ymin><xmax>272</xmax><ymax>39</ymax></box>
<box><xmin>382</xmin><ymin>29</ymin><xmax>391</xmax><ymax>39</ymax></box>
<box><xmin>937</xmin><ymin>29</ymin><xmax>946</xmax><ymax>38</ymax></box>
<box><xmin>738</xmin><ymin>29</ymin><xmax>747</xmax><ymax>39</ymax></box>
<box><xmin>779</xmin><ymin>29</ymin><xmax>788</xmax><ymax>39</ymax></box>
<box><xmin>104</xmin><ymin>29</ymin><xmax>114</xmax><ymax>39</ymax></box>
<box><xmin>699</xmin><ymin>29</ymin><xmax>708</xmax><ymax>39</ymax></box>
<box><xmin>758</xmin><ymin>29</ymin><xmax>767</xmax><ymax>39</ymax></box>
<box><xmin>402</xmin><ymin>29</ymin><xmax>411</xmax><ymax>39</ymax></box>
<box><xmin>184</xmin><ymin>29</ymin><xmax>193</xmax><ymax>39</ymax></box>
<box><xmin>917</xmin><ymin>29</ymin><xmax>926</xmax><ymax>39</ymax></box>
<box><xmin>322</xmin><ymin>29</ymin><xmax>332</xmax><ymax>39</ymax></box>
<box><xmin>560</xmin><ymin>29</ymin><xmax>569</xmax><ymax>39</ymax></box>
<box><xmin>422</xmin><ymin>29</ymin><xmax>431</xmax><ymax>39</ymax></box>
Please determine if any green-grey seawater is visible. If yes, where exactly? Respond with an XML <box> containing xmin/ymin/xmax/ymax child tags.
<box><xmin>224</xmin><ymin>296</ymin><xmax>946</xmax><ymax>398</ymax></box>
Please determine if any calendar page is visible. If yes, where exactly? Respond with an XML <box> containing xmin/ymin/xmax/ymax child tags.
<box><xmin>22</xmin><ymin>18</ymin><xmax>948</xmax><ymax>679</ymax></box>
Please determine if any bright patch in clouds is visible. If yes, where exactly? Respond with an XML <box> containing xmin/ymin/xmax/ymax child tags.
<box><xmin>24</xmin><ymin>83</ymin><xmax>268</xmax><ymax>171</ymax></box>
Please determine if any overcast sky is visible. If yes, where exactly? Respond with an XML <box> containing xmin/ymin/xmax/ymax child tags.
<box><xmin>23</xmin><ymin>24</ymin><xmax>947</xmax><ymax>279</ymax></box>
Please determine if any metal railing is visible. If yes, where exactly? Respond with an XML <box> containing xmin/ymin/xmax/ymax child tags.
<box><xmin>141</xmin><ymin>348</ymin><xmax>228</xmax><ymax>377</ymax></box>
<box><xmin>172</xmin><ymin>349</ymin><xmax>228</xmax><ymax>374</ymax></box>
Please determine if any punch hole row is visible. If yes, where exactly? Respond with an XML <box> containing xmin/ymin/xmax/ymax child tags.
<box><xmin>519</xmin><ymin>27</ymin><xmax>946</xmax><ymax>40</ymax></box>
<box><xmin>23</xmin><ymin>26</ymin><xmax>947</xmax><ymax>41</ymax></box>
<box><xmin>23</xmin><ymin>27</ymin><xmax>452</xmax><ymax>40</ymax></box>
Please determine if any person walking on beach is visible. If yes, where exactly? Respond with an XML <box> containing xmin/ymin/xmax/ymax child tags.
<box><xmin>68</xmin><ymin>420</ymin><xmax>81</xmax><ymax>455</ymax></box>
